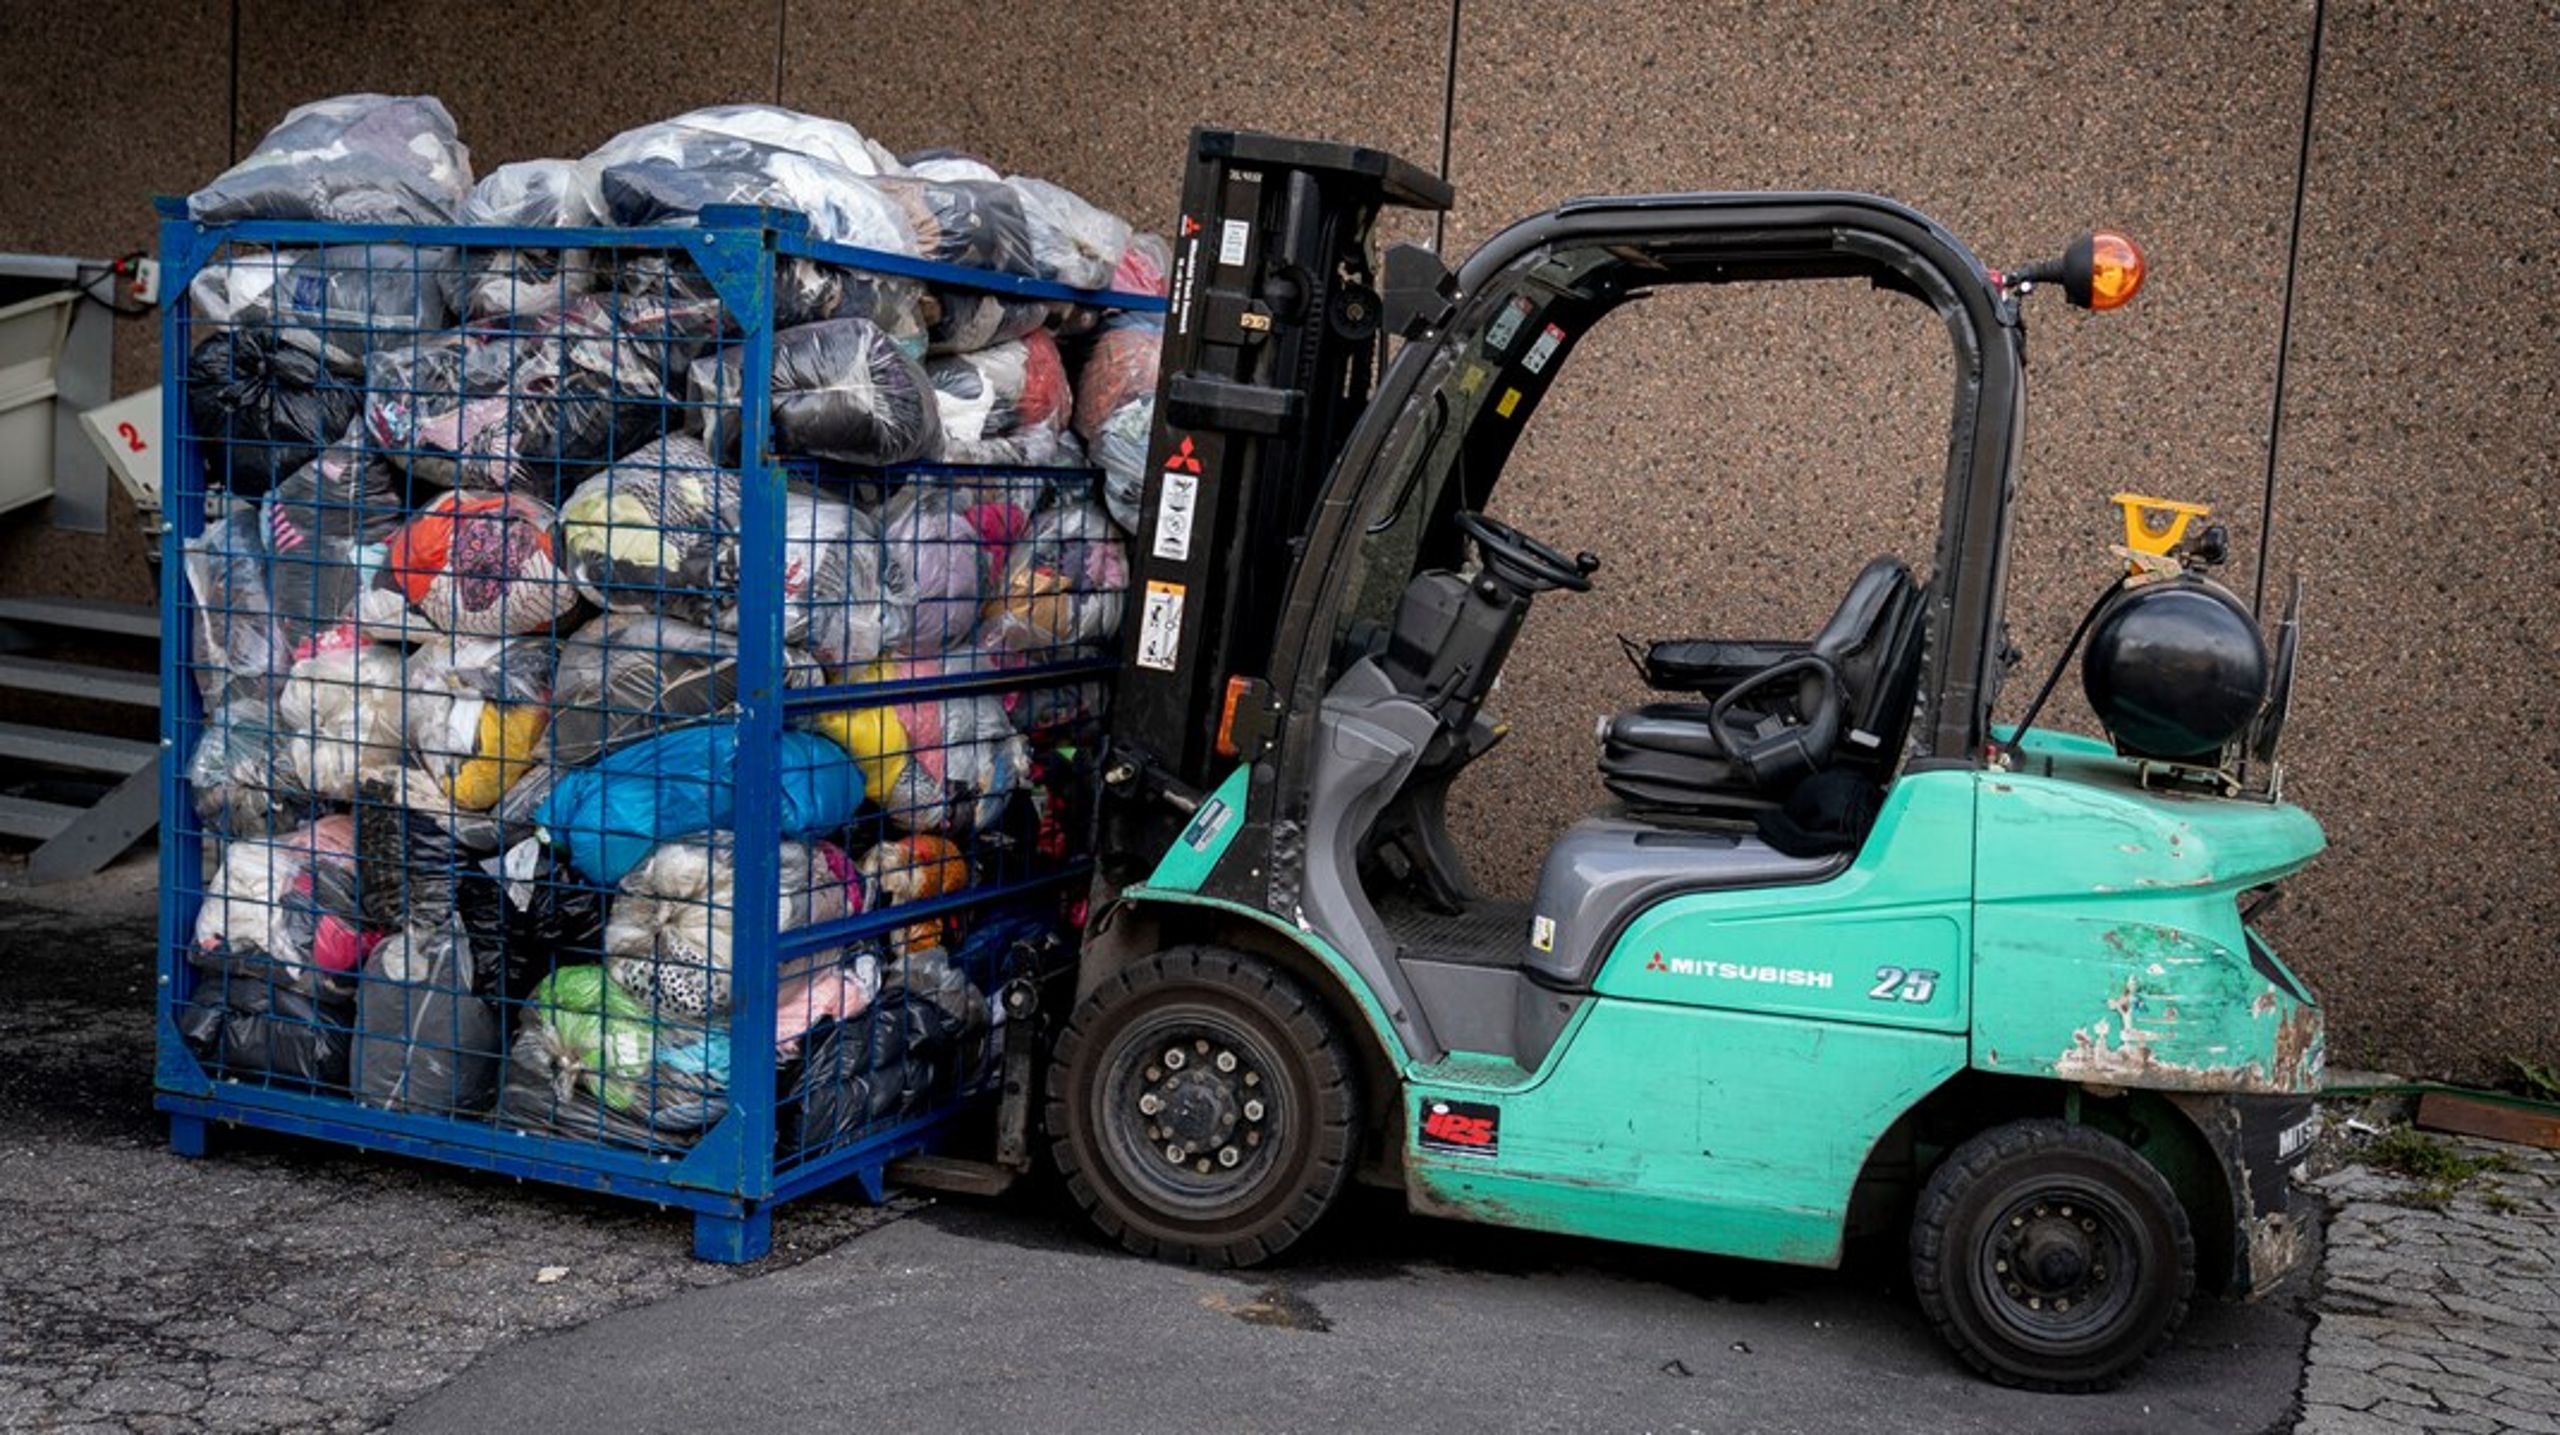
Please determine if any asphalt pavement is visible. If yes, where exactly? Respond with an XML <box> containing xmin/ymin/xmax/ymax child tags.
<box><xmin>4</xmin><ymin>856</ymin><xmax>2315</xmax><ymax>1433</ymax></box>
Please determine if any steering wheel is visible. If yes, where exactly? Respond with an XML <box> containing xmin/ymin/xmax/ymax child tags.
<box><xmin>1457</xmin><ymin>510</ymin><xmax>1598</xmax><ymax>593</ymax></box>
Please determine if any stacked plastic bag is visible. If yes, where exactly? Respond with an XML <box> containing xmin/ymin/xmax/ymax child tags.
<box><xmin>177</xmin><ymin>93</ymin><xmax>1148</xmax><ymax>1153</ymax></box>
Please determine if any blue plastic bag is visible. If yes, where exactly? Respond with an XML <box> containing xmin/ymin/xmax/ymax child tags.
<box><xmin>535</xmin><ymin>722</ymin><xmax>863</xmax><ymax>885</ymax></box>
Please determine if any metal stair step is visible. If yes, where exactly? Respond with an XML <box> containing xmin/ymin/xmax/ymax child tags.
<box><xmin>0</xmin><ymin>794</ymin><xmax>81</xmax><ymax>842</ymax></box>
<box><xmin>0</xmin><ymin>721</ymin><xmax>157</xmax><ymax>774</ymax></box>
<box><xmin>0</xmin><ymin>596</ymin><xmax>160</xmax><ymax>641</ymax></box>
<box><xmin>0</xmin><ymin>655</ymin><xmax>159</xmax><ymax>706</ymax></box>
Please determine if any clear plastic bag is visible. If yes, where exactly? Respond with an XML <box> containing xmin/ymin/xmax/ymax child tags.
<box><xmin>273</xmin><ymin>643</ymin><xmax>410</xmax><ymax>801</ymax></box>
<box><xmin>402</xmin><ymin>635</ymin><xmax>555</xmax><ymax>813</ymax></box>
<box><xmin>819</xmin><ymin>658</ymin><xmax>1027</xmax><ymax>836</ymax></box>
<box><xmin>603</xmin><ymin>835</ymin><xmax>853</xmax><ymax>1020</ymax></box>
<box><xmin>870</xmin><ymin>175</ymin><xmax>1036</xmax><ymax>272</ymax></box>
<box><xmin>497</xmin><ymin>966</ymin><xmax>728</xmax><ymax>1147</ymax></box>
<box><xmin>1004</xmin><ymin>176</ymin><xmax>1134</xmax><ymax>290</ymax></box>
<box><xmin>454</xmin><ymin>159</ymin><xmax>603</xmax><ymax>319</ymax></box>
<box><xmin>557</xmin><ymin>435</ymin><xmax>740</xmax><ymax>620</ymax></box>
<box><xmin>262</xmin><ymin>425</ymin><xmax>408</xmax><ymax>554</ymax></box>
<box><xmin>184</xmin><ymin>508</ymin><xmax>291</xmax><ymax>704</ymax></box>
<box><xmin>189</xmin><ymin>94</ymin><xmax>473</xmax><ymax>226</ymax></box>
<box><xmin>689</xmin><ymin>316</ymin><xmax>939</xmax><ymax>467</ymax></box>
<box><xmin>194</xmin><ymin>816</ymin><xmax>363</xmax><ymax>969</ymax></box>
<box><xmin>1095</xmin><ymin>398</ymin><xmax>1153</xmax><ymax>531</ymax></box>
<box><xmin>979</xmin><ymin>500</ymin><xmax>1129</xmax><ymax>654</ymax></box>
<box><xmin>371</xmin><ymin>490</ymin><xmax>579</xmax><ymax>637</ymax></box>
<box><xmin>878</xmin><ymin>487</ymin><xmax>988</xmax><ymax>655</ymax></box>
<box><xmin>587</xmin><ymin>108</ymin><xmax>913</xmax><ymax>254</ymax></box>
<box><xmin>272</xmin><ymin>245</ymin><xmax>456</xmax><ymax>373</ymax></box>
<box><xmin>926</xmin><ymin>330</ymin><xmax>1072</xmax><ymax>465</ymax></box>
<box><xmin>180</xmin><ymin>943</ymin><xmax>359</xmax><ymax>1089</ymax></box>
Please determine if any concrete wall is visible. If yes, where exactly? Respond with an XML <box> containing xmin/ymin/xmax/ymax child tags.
<box><xmin>0</xmin><ymin>0</ymin><xmax>2550</xmax><ymax>1080</ymax></box>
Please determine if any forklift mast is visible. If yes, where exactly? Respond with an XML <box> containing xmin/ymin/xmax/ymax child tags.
<box><xmin>1106</xmin><ymin>130</ymin><xmax>1452</xmax><ymax>865</ymax></box>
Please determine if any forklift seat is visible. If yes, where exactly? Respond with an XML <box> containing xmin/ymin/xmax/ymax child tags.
<box><xmin>1596</xmin><ymin>557</ymin><xmax>1924</xmax><ymax>815</ymax></box>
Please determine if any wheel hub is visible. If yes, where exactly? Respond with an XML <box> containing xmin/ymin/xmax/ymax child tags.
<box><xmin>1988</xmin><ymin>1195</ymin><xmax>2121</xmax><ymax>1320</ymax></box>
<box><xmin>1127</xmin><ymin>1037</ymin><xmax>1268</xmax><ymax>1171</ymax></box>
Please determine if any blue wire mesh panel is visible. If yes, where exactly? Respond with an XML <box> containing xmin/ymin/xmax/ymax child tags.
<box><xmin>158</xmin><ymin>205</ymin><xmax>1164</xmax><ymax>1258</ymax></box>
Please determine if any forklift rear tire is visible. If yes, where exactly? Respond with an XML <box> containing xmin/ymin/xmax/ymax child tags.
<box><xmin>1046</xmin><ymin>946</ymin><xmax>1360</xmax><ymax>1268</ymax></box>
<box><xmin>1909</xmin><ymin>1119</ymin><xmax>2194</xmax><ymax>1392</ymax></box>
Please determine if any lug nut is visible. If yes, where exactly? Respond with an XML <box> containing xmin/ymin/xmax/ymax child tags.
<box><xmin>1244</xmin><ymin>1099</ymin><xmax>1265</xmax><ymax>1121</ymax></box>
<box><xmin>1165</xmin><ymin>1048</ymin><xmax>1186</xmax><ymax>1070</ymax></box>
<box><xmin>2059</xmin><ymin>1204</ymin><xmax>2073</xmax><ymax>1218</ymax></box>
<box><xmin>1218</xmin><ymin>1147</ymin><xmax>1241</xmax><ymax>1168</ymax></box>
<box><xmin>2056</xmin><ymin>1298</ymin><xmax>2071</xmax><ymax>1312</ymax></box>
<box><xmin>1995</xmin><ymin>1259</ymin><xmax>2009</xmax><ymax>1274</ymax></box>
<box><xmin>1165</xmin><ymin>1144</ymin><xmax>1187</xmax><ymax>1163</ymax></box>
<box><xmin>1215</xmin><ymin>1051</ymin><xmax>1238</xmax><ymax>1073</ymax></box>
<box><xmin>1244</xmin><ymin>1072</ymin><xmax>1260</xmax><ymax>1087</ymax></box>
<box><xmin>1246</xmin><ymin>1131</ymin><xmax>1262</xmax><ymax>1147</ymax></box>
<box><xmin>1146</xmin><ymin>1066</ymin><xmax>1162</xmax><ymax>1082</ymax></box>
<box><xmin>2094</xmin><ymin>1267</ymin><xmax>2107</xmax><ymax>1282</ymax></box>
<box><xmin>2028</xmin><ymin>1297</ymin><xmax>2043</xmax><ymax>1310</ymax></box>
<box><xmin>2080</xmin><ymin>1218</ymin><xmax>2097</xmax><ymax>1233</ymax></box>
<box><xmin>1195</xmin><ymin>1039</ymin><xmax>1211</xmax><ymax>1055</ymax></box>
<box><xmin>1195</xmin><ymin>1159</ymin><xmax>1212</xmax><ymax>1174</ymax></box>
<box><xmin>1139</xmin><ymin>1094</ymin><xmax>1162</xmax><ymax>1116</ymax></box>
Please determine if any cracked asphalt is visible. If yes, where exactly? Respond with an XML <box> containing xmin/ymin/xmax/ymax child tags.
<box><xmin>4</xmin><ymin>854</ymin><xmax>2316</xmax><ymax>1432</ymax></box>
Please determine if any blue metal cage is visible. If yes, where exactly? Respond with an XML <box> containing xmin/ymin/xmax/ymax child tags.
<box><xmin>153</xmin><ymin>199</ymin><xmax>1164</xmax><ymax>1260</ymax></box>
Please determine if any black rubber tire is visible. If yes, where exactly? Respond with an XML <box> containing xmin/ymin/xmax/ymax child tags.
<box><xmin>1910</xmin><ymin>1119</ymin><xmax>2194</xmax><ymax>1392</ymax></box>
<box><xmin>1045</xmin><ymin>946</ymin><xmax>1360</xmax><ymax>1268</ymax></box>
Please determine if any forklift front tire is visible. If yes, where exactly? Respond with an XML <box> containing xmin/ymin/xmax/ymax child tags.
<box><xmin>1910</xmin><ymin>1119</ymin><xmax>2195</xmax><ymax>1392</ymax></box>
<box><xmin>1047</xmin><ymin>946</ymin><xmax>1361</xmax><ymax>1268</ymax></box>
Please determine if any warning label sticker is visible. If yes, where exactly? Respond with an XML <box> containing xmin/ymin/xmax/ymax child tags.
<box><xmin>1218</xmin><ymin>219</ymin><xmax>1251</xmax><ymax>268</ymax></box>
<box><xmin>1136</xmin><ymin>581</ymin><xmax>1186</xmax><ymax>671</ymax></box>
<box><xmin>1153</xmin><ymin>469</ymin><xmax>1200</xmax><ymax>562</ymax></box>
<box><xmin>1485</xmin><ymin>295</ymin><xmax>1533</xmax><ymax>355</ymax></box>
<box><xmin>1521</xmin><ymin>322</ymin><xmax>1566</xmax><ymax>375</ymax></box>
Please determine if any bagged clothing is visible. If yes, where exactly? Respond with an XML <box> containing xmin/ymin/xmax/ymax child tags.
<box><xmin>274</xmin><ymin>644</ymin><xmax>410</xmax><ymax>801</ymax></box>
<box><xmin>454</xmin><ymin>159</ymin><xmax>603</xmax><ymax>318</ymax></box>
<box><xmin>602</xmin><ymin>835</ymin><xmax>855</xmax><ymax>1020</ymax></box>
<box><xmin>263</xmin><ymin>427</ymin><xmax>408</xmax><ymax>554</ymax></box>
<box><xmin>1095</xmin><ymin>398</ymin><xmax>1152</xmax><ymax>531</ymax></box>
<box><xmin>925</xmin><ymin>289</ymin><xmax>1053</xmax><ymax>357</ymax></box>
<box><xmin>179</xmin><ymin>942</ymin><xmax>358</xmax><ymax>1089</ymax></box>
<box><xmin>1005</xmin><ymin>176</ymin><xmax>1134</xmax><ymax>291</ymax></box>
<box><xmin>1111</xmin><ymin>232</ymin><xmax>1172</xmax><ymax>297</ymax></box>
<box><xmin>362</xmin><ymin>327</ymin><xmax>661</xmax><ymax>496</ymax></box>
<box><xmin>587</xmin><ymin>107</ymin><xmax>912</xmax><ymax>255</ymax></box>
<box><xmin>878</xmin><ymin>487</ymin><xmax>991</xmax><ymax>655</ymax></box>
<box><xmin>270</xmin><ymin>245</ymin><xmax>455</xmax><ymax>372</ymax></box>
<box><xmin>370</xmin><ymin>490</ymin><xmax>578</xmax><ymax>637</ymax></box>
<box><xmin>498</xmin><ymin>967</ymin><xmax>728</xmax><ymax>1147</ymax></box>
<box><xmin>402</xmin><ymin>635</ymin><xmax>554</xmax><ymax>811</ymax></box>
<box><xmin>849</xmin><ymin>832</ymin><xmax>971</xmax><ymax>958</ymax></box>
<box><xmin>748</xmin><ymin>490</ymin><xmax>892</xmax><ymax>670</ymax></box>
<box><xmin>187</xmin><ymin>326</ymin><xmax>361</xmax><ymax>497</ymax></box>
<box><xmin>188</xmin><ymin>696</ymin><xmax>319</xmax><ymax>837</ymax></box>
<box><xmin>190</xmin><ymin>255</ymin><xmax>284</xmax><ymax>328</ymax></box>
<box><xmin>926</xmin><ymin>330</ymin><xmax>1072</xmax><ymax>466</ymax></box>
<box><xmin>979</xmin><ymin>500</ymin><xmax>1129</xmax><ymax>654</ymax></box>
<box><xmin>792</xmin><ymin>989</ymin><xmax>967</xmax><ymax>1146</ymax></box>
<box><xmin>184</xmin><ymin>508</ymin><xmax>292</xmax><ymax>703</ymax></box>
<box><xmin>1072</xmin><ymin>318</ymin><xmax>1161</xmax><ymax>444</ymax></box>
<box><xmin>871</xmin><ymin>175</ymin><xmax>1036</xmax><ymax>273</ymax></box>
<box><xmin>817</xmin><ymin>656</ymin><xmax>1029</xmax><ymax>835</ymax></box>
<box><xmin>547</xmin><ymin>611</ymin><xmax>824</xmax><ymax>767</ymax></box>
<box><xmin>189</xmin><ymin>94</ymin><xmax>472</xmax><ymax>226</ymax></box>
<box><xmin>194</xmin><ymin>816</ymin><xmax>363</xmax><ymax>969</ymax></box>
<box><xmin>352</xmin><ymin>915</ymin><xmax>501</xmax><ymax>1114</ymax></box>
<box><xmin>689</xmin><ymin>317</ymin><xmax>939</xmax><ymax>467</ymax></box>
<box><xmin>779</xmin><ymin>954</ymin><xmax>880</xmax><ymax>1057</ymax></box>
<box><xmin>557</xmin><ymin>436</ymin><xmax>740</xmax><ymax>618</ymax></box>
<box><xmin>533</xmin><ymin>723</ymin><xmax>865</xmax><ymax>885</ymax></box>
<box><xmin>352</xmin><ymin>801</ymin><xmax>509</xmax><ymax>990</ymax></box>
<box><xmin>491</xmin><ymin>837</ymin><xmax>608</xmax><ymax>998</ymax></box>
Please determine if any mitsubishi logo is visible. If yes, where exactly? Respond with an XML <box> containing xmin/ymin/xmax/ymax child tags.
<box><xmin>1645</xmin><ymin>951</ymin><xmax>1668</xmax><ymax>973</ymax></box>
<box><xmin>1165</xmin><ymin>436</ymin><xmax>1204</xmax><ymax>475</ymax></box>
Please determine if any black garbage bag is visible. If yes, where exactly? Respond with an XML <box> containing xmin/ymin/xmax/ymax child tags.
<box><xmin>188</xmin><ymin>328</ymin><xmax>361</xmax><ymax>497</ymax></box>
<box><xmin>495</xmin><ymin>843</ymin><xmax>609</xmax><ymax>998</ymax></box>
<box><xmin>353</xmin><ymin>797</ymin><xmax>510</xmax><ymax>991</ymax></box>
<box><xmin>178</xmin><ymin>943</ymin><xmax>357</xmax><ymax>1089</ymax></box>
<box><xmin>353</xmin><ymin>914</ymin><xmax>503</xmax><ymax>1115</ymax></box>
<box><xmin>791</xmin><ymin>990</ymin><xmax>966</xmax><ymax>1149</ymax></box>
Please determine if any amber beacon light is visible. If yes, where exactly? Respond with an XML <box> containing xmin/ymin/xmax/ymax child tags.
<box><xmin>2008</xmin><ymin>230</ymin><xmax>2148</xmax><ymax>311</ymax></box>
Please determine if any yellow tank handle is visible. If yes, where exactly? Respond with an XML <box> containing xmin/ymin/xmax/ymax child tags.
<box><xmin>2111</xmin><ymin>492</ymin><xmax>2213</xmax><ymax>558</ymax></box>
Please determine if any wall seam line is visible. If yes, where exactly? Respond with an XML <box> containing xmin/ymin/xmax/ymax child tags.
<box><xmin>2255</xmin><ymin>0</ymin><xmax>2328</xmax><ymax>616</ymax></box>
<box><xmin>1434</xmin><ymin>0</ymin><xmax>1461</xmax><ymax>252</ymax></box>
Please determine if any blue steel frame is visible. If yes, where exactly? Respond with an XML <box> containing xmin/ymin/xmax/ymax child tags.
<box><xmin>152</xmin><ymin>198</ymin><xmax>1166</xmax><ymax>1261</ymax></box>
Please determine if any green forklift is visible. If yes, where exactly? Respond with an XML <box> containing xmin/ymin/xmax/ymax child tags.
<box><xmin>1031</xmin><ymin>131</ymin><xmax>2322</xmax><ymax>1390</ymax></box>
